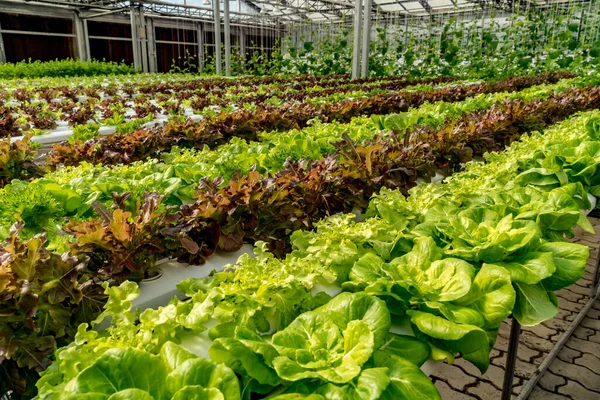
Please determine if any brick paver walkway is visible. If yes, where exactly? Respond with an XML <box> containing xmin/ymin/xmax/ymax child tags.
<box><xmin>432</xmin><ymin>219</ymin><xmax>600</xmax><ymax>400</ymax></box>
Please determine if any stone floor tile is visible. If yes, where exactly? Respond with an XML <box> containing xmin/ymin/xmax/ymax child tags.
<box><xmin>565</xmin><ymin>336</ymin><xmax>600</xmax><ymax>354</ymax></box>
<box><xmin>538</xmin><ymin>370</ymin><xmax>567</xmax><ymax>392</ymax></box>
<box><xmin>556</xmin><ymin>346</ymin><xmax>582</xmax><ymax>363</ymax></box>
<box><xmin>526</xmin><ymin>324</ymin><xmax>559</xmax><ymax>340</ymax></box>
<box><xmin>580</xmin><ymin>317</ymin><xmax>600</xmax><ymax>331</ymax></box>
<box><xmin>573</xmin><ymin>325</ymin><xmax>595</xmax><ymax>340</ymax></box>
<box><xmin>479</xmin><ymin>364</ymin><xmax>505</xmax><ymax>389</ymax></box>
<box><xmin>563</xmin><ymin>283</ymin><xmax>592</xmax><ymax>296</ymax></box>
<box><xmin>587</xmin><ymin>332</ymin><xmax>600</xmax><ymax>344</ymax></box>
<box><xmin>555</xmin><ymin>289</ymin><xmax>586</xmax><ymax>303</ymax></box>
<box><xmin>557</xmin><ymin>379</ymin><xmax>600</xmax><ymax>399</ymax></box>
<box><xmin>556</xmin><ymin>299</ymin><xmax>585</xmax><ymax>313</ymax></box>
<box><xmin>548</xmin><ymin>358</ymin><xmax>600</xmax><ymax>392</ymax></box>
<box><xmin>466</xmin><ymin>381</ymin><xmax>502</xmax><ymax>398</ymax></box>
<box><xmin>520</xmin><ymin>334</ymin><xmax>555</xmax><ymax>353</ymax></box>
<box><xmin>429</xmin><ymin>362</ymin><xmax>478</xmax><ymax>391</ymax></box>
<box><xmin>451</xmin><ymin>357</ymin><xmax>482</xmax><ymax>377</ymax></box>
<box><xmin>587</xmin><ymin>308</ymin><xmax>600</xmax><ymax>319</ymax></box>
<box><xmin>541</xmin><ymin>317</ymin><xmax>571</xmax><ymax>332</ymax></box>
<box><xmin>573</xmin><ymin>353</ymin><xmax>600</xmax><ymax>371</ymax></box>
<box><xmin>433</xmin><ymin>380</ymin><xmax>478</xmax><ymax>399</ymax></box>
<box><xmin>529</xmin><ymin>389</ymin><xmax>571</xmax><ymax>400</ymax></box>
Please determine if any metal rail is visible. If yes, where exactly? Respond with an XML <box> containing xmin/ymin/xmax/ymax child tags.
<box><xmin>502</xmin><ymin>214</ymin><xmax>600</xmax><ymax>399</ymax></box>
<box><xmin>516</xmin><ymin>289</ymin><xmax>600</xmax><ymax>399</ymax></box>
<box><xmin>501</xmin><ymin>318</ymin><xmax>522</xmax><ymax>400</ymax></box>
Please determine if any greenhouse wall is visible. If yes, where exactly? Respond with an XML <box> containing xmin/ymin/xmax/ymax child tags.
<box><xmin>0</xmin><ymin>0</ymin><xmax>282</xmax><ymax>72</ymax></box>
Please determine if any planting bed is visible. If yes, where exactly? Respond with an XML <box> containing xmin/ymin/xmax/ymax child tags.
<box><xmin>1</xmin><ymin>71</ymin><xmax>600</xmax><ymax>400</ymax></box>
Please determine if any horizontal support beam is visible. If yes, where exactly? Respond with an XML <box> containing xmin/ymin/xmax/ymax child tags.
<box><xmin>88</xmin><ymin>35</ymin><xmax>132</xmax><ymax>41</ymax></box>
<box><xmin>155</xmin><ymin>39</ymin><xmax>198</xmax><ymax>45</ymax></box>
<box><xmin>82</xmin><ymin>8</ymin><xmax>129</xmax><ymax>20</ymax></box>
<box><xmin>0</xmin><ymin>29</ymin><xmax>75</xmax><ymax>37</ymax></box>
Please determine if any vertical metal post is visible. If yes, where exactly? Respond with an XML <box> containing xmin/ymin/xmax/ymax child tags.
<box><xmin>403</xmin><ymin>16</ymin><xmax>409</xmax><ymax>47</ymax></box>
<box><xmin>213</xmin><ymin>0</ymin><xmax>222</xmax><ymax>75</ymax></box>
<box><xmin>138</xmin><ymin>6</ymin><xmax>149</xmax><ymax>73</ymax></box>
<box><xmin>582</xmin><ymin>0</ymin><xmax>595</xmax><ymax>45</ymax></box>
<box><xmin>361</xmin><ymin>0</ymin><xmax>372</xmax><ymax>78</ymax></box>
<box><xmin>351</xmin><ymin>0</ymin><xmax>362</xmax><ymax>80</ymax></box>
<box><xmin>480</xmin><ymin>8</ymin><xmax>486</xmax><ymax>43</ymax></box>
<box><xmin>502</xmin><ymin>318</ymin><xmax>522</xmax><ymax>400</ymax></box>
<box><xmin>592</xmin><ymin>244</ymin><xmax>600</xmax><ymax>297</ymax></box>
<box><xmin>0</xmin><ymin>22</ymin><xmax>6</xmax><ymax>64</ymax></box>
<box><xmin>577</xmin><ymin>7</ymin><xmax>585</xmax><ymax>42</ymax></box>
<box><xmin>74</xmin><ymin>12</ymin><xmax>87</xmax><ymax>61</ymax></box>
<box><xmin>224</xmin><ymin>0</ymin><xmax>231</xmax><ymax>76</ymax></box>
<box><xmin>146</xmin><ymin>17</ymin><xmax>157</xmax><ymax>73</ymax></box>
<box><xmin>130</xmin><ymin>4</ymin><xmax>141</xmax><ymax>71</ymax></box>
<box><xmin>240</xmin><ymin>27</ymin><xmax>246</xmax><ymax>70</ymax></box>
<box><xmin>83</xmin><ymin>18</ymin><xmax>91</xmax><ymax>61</ymax></box>
<box><xmin>198</xmin><ymin>22</ymin><xmax>205</xmax><ymax>73</ymax></box>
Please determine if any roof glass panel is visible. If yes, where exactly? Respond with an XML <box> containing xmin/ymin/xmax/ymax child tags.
<box><xmin>380</xmin><ymin>4</ymin><xmax>406</xmax><ymax>12</ymax></box>
<box><xmin>401</xmin><ymin>1</ymin><xmax>425</xmax><ymax>11</ymax></box>
<box><xmin>306</xmin><ymin>12</ymin><xmax>330</xmax><ymax>21</ymax></box>
<box><xmin>428</xmin><ymin>0</ymin><xmax>455</xmax><ymax>8</ymax></box>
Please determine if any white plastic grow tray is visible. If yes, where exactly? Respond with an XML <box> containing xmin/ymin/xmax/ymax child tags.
<box><xmin>415</xmin><ymin>169</ymin><xmax>447</xmax><ymax>185</ymax></box>
<box><xmin>10</xmin><ymin>117</ymin><xmax>165</xmax><ymax>144</ymax></box>
<box><xmin>93</xmin><ymin>244</ymin><xmax>255</xmax><ymax>332</ymax></box>
<box><xmin>8</xmin><ymin>104</ymin><xmax>202</xmax><ymax>145</ymax></box>
<box><xmin>581</xmin><ymin>193</ymin><xmax>597</xmax><ymax>216</ymax></box>
<box><xmin>132</xmin><ymin>244</ymin><xmax>255</xmax><ymax>311</ymax></box>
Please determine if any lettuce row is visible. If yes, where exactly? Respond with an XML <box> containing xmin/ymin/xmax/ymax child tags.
<box><xmin>45</xmin><ymin>72</ymin><xmax>571</xmax><ymax>168</ymax></box>
<box><xmin>39</xmin><ymin>340</ymin><xmax>241</xmax><ymax>400</ymax></box>
<box><xmin>37</xmin><ymin>289</ymin><xmax>438</xmax><ymax>400</ymax></box>
<box><xmin>36</xmin><ymin>112</ymin><xmax>599</xmax><ymax>399</ymax></box>
<box><xmin>1</xmin><ymin>74</ymin><xmax>596</xmax><ymax>244</ymax></box>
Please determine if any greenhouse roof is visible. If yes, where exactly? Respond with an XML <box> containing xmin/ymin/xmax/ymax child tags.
<box><xmin>11</xmin><ymin>0</ymin><xmax>596</xmax><ymax>24</ymax></box>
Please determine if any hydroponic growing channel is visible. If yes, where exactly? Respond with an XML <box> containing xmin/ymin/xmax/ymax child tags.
<box><xmin>2</xmin><ymin>1</ymin><xmax>600</xmax><ymax>400</ymax></box>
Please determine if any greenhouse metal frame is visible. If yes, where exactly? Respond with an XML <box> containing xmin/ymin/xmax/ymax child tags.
<box><xmin>0</xmin><ymin>0</ymin><xmax>595</xmax><ymax>74</ymax></box>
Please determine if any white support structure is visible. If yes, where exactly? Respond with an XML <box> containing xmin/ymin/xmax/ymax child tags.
<box><xmin>224</xmin><ymin>0</ymin><xmax>231</xmax><ymax>76</ymax></box>
<box><xmin>361</xmin><ymin>0</ymin><xmax>372</xmax><ymax>78</ymax></box>
<box><xmin>74</xmin><ymin>12</ymin><xmax>89</xmax><ymax>61</ymax></box>
<box><xmin>0</xmin><ymin>22</ymin><xmax>6</xmax><ymax>64</ymax></box>
<box><xmin>213</xmin><ymin>0</ymin><xmax>222</xmax><ymax>75</ymax></box>
<box><xmin>83</xmin><ymin>18</ymin><xmax>91</xmax><ymax>60</ymax></box>
<box><xmin>139</xmin><ymin>7</ymin><xmax>149</xmax><ymax>73</ymax></box>
<box><xmin>130</xmin><ymin>5</ymin><xmax>142</xmax><ymax>71</ymax></box>
<box><xmin>129</xmin><ymin>5</ymin><xmax>150</xmax><ymax>72</ymax></box>
<box><xmin>239</xmin><ymin>26</ymin><xmax>246</xmax><ymax>67</ymax></box>
<box><xmin>197</xmin><ymin>22</ymin><xmax>205</xmax><ymax>72</ymax></box>
<box><xmin>351</xmin><ymin>0</ymin><xmax>362</xmax><ymax>80</ymax></box>
<box><xmin>146</xmin><ymin>17</ymin><xmax>157</xmax><ymax>72</ymax></box>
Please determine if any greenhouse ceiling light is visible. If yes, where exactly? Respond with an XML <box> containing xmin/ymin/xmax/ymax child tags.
<box><xmin>203</xmin><ymin>0</ymin><xmax>210</xmax><ymax>5</ymax></box>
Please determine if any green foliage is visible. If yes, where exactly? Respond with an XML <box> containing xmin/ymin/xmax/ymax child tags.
<box><xmin>0</xmin><ymin>73</ymin><xmax>594</xmax><ymax>248</ymax></box>
<box><xmin>0</xmin><ymin>59</ymin><xmax>136</xmax><ymax>79</ymax></box>
<box><xmin>276</xmin><ymin>6</ymin><xmax>600</xmax><ymax>79</ymax></box>
<box><xmin>2</xmin><ymin>76</ymin><xmax>600</xmax><ymax>398</ymax></box>
<box><xmin>0</xmin><ymin>135</ymin><xmax>45</xmax><ymax>188</ymax></box>
<box><xmin>68</xmin><ymin>123</ymin><xmax>100</xmax><ymax>144</ymax></box>
<box><xmin>115</xmin><ymin>114</ymin><xmax>154</xmax><ymax>134</ymax></box>
<box><xmin>35</xmin><ymin>111</ymin><xmax>600</xmax><ymax>399</ymax></box>
<box><xmin>37</xmin><ymin>341</ymin><xmax>241</xmax><ymax>400</ymax></box>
